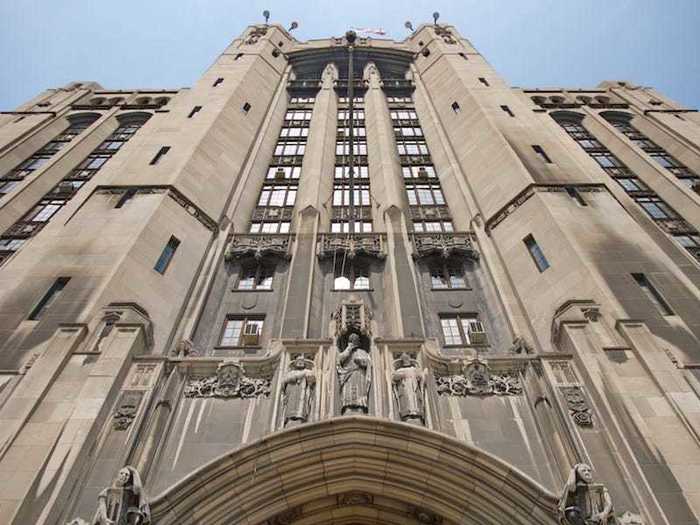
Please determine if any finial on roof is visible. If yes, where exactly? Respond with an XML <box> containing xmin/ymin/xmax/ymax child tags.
<box><xmin>404</xmin><ymin>21</ymin><xmax>414</xmax><ymax>32</ymax></box>
<box><xmin>288</xmin><ymin>21</ymin><xmax>299</xmax><ymax>32</ymax></box>
<box><xmin>345</xmin><ymin>30</ymin><xmax>357</xmax><ymax>45</ymax></box>
<box><xmin>263</xmin><ymin>10</ymin><xmax>270</xmax><ymax>25</ymax></box>
<box><xmin>432</xmin><ymin>11</ymin><xmax>440</xmax><ymax>25</ymax></box>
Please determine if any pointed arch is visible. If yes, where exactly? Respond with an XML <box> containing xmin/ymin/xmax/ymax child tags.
<box><xmin>150</xmin><ymin>417</ymin><xmax>559</xmax><ymax>525</ymax></box>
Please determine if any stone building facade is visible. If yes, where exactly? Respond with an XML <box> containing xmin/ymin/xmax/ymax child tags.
<box><xmin>0</xmin><ymin>20</ymin><xmax>699</xmax><ymax>525</ymax></box>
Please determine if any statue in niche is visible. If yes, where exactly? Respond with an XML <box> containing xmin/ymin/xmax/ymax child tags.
<box><xmin>281</xmin><ymin>355</ymin><xmax>316</xmax><ymax>426</ymax></box>
<box><xmin>391</xmin><ymin>353</ymin><xmax>427</xmax><ymax>424</ymax></box>
<box><xmin>559</xmin><ymin>463</ymin><xmax>614</xmax><ymax>525</ymax></box>
<box><xmin>93</xmin><ymin>466</ymin><xmax>150</xmax><ymax>525</ymax></box>
<box><xmin>337</xmin><ymin>333</ymin><xmax>372</xmax><ymax>415</ymax></box>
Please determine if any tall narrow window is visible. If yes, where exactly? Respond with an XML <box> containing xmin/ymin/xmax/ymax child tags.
<box><xmin>237</xmin><ymin>263</ymin><xmax>274</xmax><ymax>290</ymax></box>
<box><xmin>524</xmin><ymin>234</ymin><xmax>550</xmax><ymax>272</ymax></box>
<box><xmin>219</xmin><ymin>317</ymin><xmax>264</xmax><ymax>346</ymax></box>
<box><xmin>478</xmin><ymin>77</ymin><xmax>490</xmax><ymax>87</ymax></box>
<box><xmin>334</xmin><ymin>260</ymin><xmax>370</xmax><ymax>290</ymax></box>
<box><xmin>440</xmin><ymin>314</ymin><xmax>487</xmax><ymax>346</ymax></box>
<box><xmin>532</xmin><ymin>145</ymin><xmax>552</xmax><ymax>164</ymax></box>
<box><xmin>500</xmin><ymin>105</ymin><xmax>514</xmax><ymax>117</ymax></box>
<box><xmin>213</xmin><ymin>77</ymin><xmax>224</xmax><ymax>87</ymax></box>
<box><xmin>430</xmin><ymin>262</ymin><xmax>466</xmax><ymax>289</ymax></box>
<box><xmin>150</xmin><ymin>146</ymin><xmax>170</xmax><ymax>165</ymax></box>
<box><xmin>242</xmin><ymin>102</ymin><xmax>251</xmax><ymax>113</ymax></box>
<box><xmin>29</xmin><ymin>277</ymin><xmax>70</xmax><ymax>320</ymax></box>
<box><xmin>632</xmin><ymin>273</ymin><xmax>674</xmax><ymax>316</ymax></box>
<box><xmin>187</xmin><ymin>106</ymin><xmax>202</xmax><ymax>118</ymax></box>
<box><xmin>451</xmin><ymin>101</ymin><xmax>460</xmax><ymax>113</ymax></box>
<box><xmin>154</xmin><ymin>236</ymin><xmax>180</xmax><ymax>274</ymax></box>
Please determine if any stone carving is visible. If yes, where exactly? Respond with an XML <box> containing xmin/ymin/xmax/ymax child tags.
<box><xmin>184</xmin><ymin>360</ymin><xmax>271</xmax><ymax>399</ymax></box>
<box><xmin>333</xmin><ymin>301</ymin><xmax>372</xmax><ymax>337</ymax></box>
<box><xmin>266</xmin><ymin>507</ymin><xmax>302</xmax><ymax>525</ymax></box>
<box><xmin>408</xmin><ymin>506</ymin><xmax>443</xmax><ymax>524</ymax></box>
<box><xmin>337</xmin><ymin>333</ymin><xmax>372</xmax><ymax>415</ymax></box>
<box><xmin>67</xmin><ymin>466</ymin><xmax>150</xmax><ymax>525</ymax></box>
<box><xmin>436</xmin><ymin>359</ymin><xmax>522</xmax><ymax>396</ymax></box>
<box><xmin>113</xmin><ymin>392</ymin><xmax>142</xmax><ymax>431</ymax></box>
<box><xmin>618</xmin><ymin>511</ymin><xmax>644</xmax><ymax>524</ymax></box>
<box><xmin>582</xmin><ymin>306</ymin><xmax>601</xmax><ymax>322</ymax></box>
<box><xmin>173</xmin><ymin>338</ymin><xmax>199</xmax><ymax>357</ymax></box>
<box><xmin>558</xmin><ymin>464</ymin><xmax>614</xmax><ymax>525</ymax></box>
<box><xmin>245</xmin><ymin>26</ymin><xmax>268</xmax><ymax>45</ymax></box>
<box><xmin>560</xmin><ymin>386</ymin><xmax>593</xmax><ymax>427</ymax></box>
<box><xmin>509</xmin><ymin>336</ymin><xmax>532</xmax><ymax>354</ymax></box>
<box><xmin>318</xmin><ymin>233</ymin><xmax>385</xmax><ymax>260</ymax></box>
<box><xmin>281</xmin><ymin>355</ymin><xmax>316</xmax><ymax>426</ymax></box>
<box><xmin>225</xmin><ymin>234</ymin><xmax>291</xmax><ymax>261</ymax></box>
<box><xmin>411</xmin><ymin>232</ymin><xmax>478</xmax><ymax>260</ymax></box>
<box><xmin>391</xmin><ymin>353</ymin><xmax>428</xmax><ymax>424</ymax></box>
<box><xmin>338</xmin><ymin>492</ymin><xmax>373</xmax><ymax>506</ymax></box>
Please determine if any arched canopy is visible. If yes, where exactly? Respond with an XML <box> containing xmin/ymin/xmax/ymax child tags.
<box><xmin>150</xmin><ymin>417</ymin><xmax>559</xmax><ymax>525</ymax></box>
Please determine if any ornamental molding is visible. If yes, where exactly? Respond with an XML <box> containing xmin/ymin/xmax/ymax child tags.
<box><xmin>411</xmin><ymin>232</ymin><xmax>478</xmax><ymax>261</ymax></box>
<box><xmin>436</xmin><ymin>358</ymin><xmax>522</xmax><ymax>396</ymax></box>
<box><xmin>559</xmin><ymin>385</ymin><xmax>593</xmax><ymax>427</ymax></box>
<box><xmin>184</xmin><ymin>359</ymin><xmax>271</xmax><ymax>399</ymax></box>
<box><xmin>225</xmin><ymin>234</ymin><xmax>293</xmax><ymax>262</ymax></box>
<box><xmin>486</xmin><ymin>184</ymin><xmax>606</xmax><ymax>233</ymax></box>
<box><xmin>112</xmin><ymin>391</ymin><xmax>143</xmax><ymax>431</ymax></box>
<box><xmin>318</xmin><ymin>233</ymin><xmax>386</xmax><ymax>260</ymax></box>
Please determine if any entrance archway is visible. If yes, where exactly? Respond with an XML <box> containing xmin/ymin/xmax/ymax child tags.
<box><xmin>150</xmin><ymin>417</ymin><xmax>559</xmax><ymax>524</ymax></box>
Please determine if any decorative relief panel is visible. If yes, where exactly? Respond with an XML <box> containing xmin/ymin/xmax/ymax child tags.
<box><xmin>411</xmin><ymin>232</ymin><xmax>478</xmax><ymax>260</ymax></box>
<box><xmin>225</xmin><ymin>234</ymin><xmax>292</xmax><ymax>261</ymax></box>
<box><xmin>333</xmin><ymin>301</ymin><xmax>372</xmax><ymax>337</ymax></box>
<box><xmin>112</xmin><ymin>391</ymin><xmax>143</xmax><ymax>431</ymax></box>
<box><xmin>436</xmin><ymin>358</ymin><xmax>522</xmax><ymax>396</ymax></box>
<box><xmin>318</xmin><ymin>233</ymin><xmax>386</xmax><ymax>260</ymax></box>
<box><xmin>184</xmin><ymin>360</ymin><xmax>271</xmax><ymax>399</ymax></box>
<box><xmin>559</xmin><ymin>386</ymin><xmax>593</xmax><ymax>427</ymax></box>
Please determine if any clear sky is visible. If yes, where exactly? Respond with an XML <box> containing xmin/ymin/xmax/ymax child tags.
<box><xmin>1</xmin><ymin>0</ymin><xmax>698</xmax><ymax>109</ymax></box>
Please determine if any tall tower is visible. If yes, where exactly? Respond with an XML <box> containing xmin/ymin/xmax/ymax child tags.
<box><xmin>0</xmin><ymin>18</ymin><xmax>699</xmax><ymax>525</ymax></box>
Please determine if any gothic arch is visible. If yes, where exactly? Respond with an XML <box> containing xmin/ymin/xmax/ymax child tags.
<box><xmin>150</xmin><ymin>417</ymin><xmax>559</xmax><ymax>525</ymax></box>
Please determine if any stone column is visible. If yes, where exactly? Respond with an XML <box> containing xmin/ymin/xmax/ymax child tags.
<box><xmin>280</xmin><ymin>64</ymin><xmax>338</xmax><ymax>338</ymax></box>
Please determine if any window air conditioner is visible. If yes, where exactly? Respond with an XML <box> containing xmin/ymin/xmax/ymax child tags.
<box><xmin>467</xmin><ymin>320</ymin><xmax>488</xmax><ymax>345</ymax></box>
<box><xmin>274</xmin><ymin>169</ymin><xmax>286</xmax><ymax>180</ymax></box>
<box><xmin>242</xmin><ymin>323</ymin><xmax>260</xmax><ymax>345</ymax></box>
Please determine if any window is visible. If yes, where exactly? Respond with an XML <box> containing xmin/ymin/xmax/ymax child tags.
<box><xmin>335</xmin><ymin>165</ymin><xmax>369</xmax><ymax>179</ymax></box>
<box><xmin>458</xmin><ymin>52</ymin><xmax>468</xmax><ymax>61</ymax></box>
<box><xmin>220</xmin><ymin>317</ymin><xmax>264</xmax><ymax>346</ymax></box>
<box><xmin>213</xmin><ymin>77</ymin><xmax>224</xmax><ymax>87</ymax></box>
<box><xmin>631</xmin><ymin>273</ymin><xmax>674</xmax><ymax>316</ymax></box>
<box><xmin>280</xmin><ymin>127</ymin><xmax>309</xmax><ymax>138</ymax></box>
<box><xmin>500</xmin><ymin>105</ymin><xmax>514</xmax><ymax>117</ymax></box>
<box><xmin>0</xmin><ymin>180</ymin><xmax>20</xmax><ymax>195</ymax></box>
<box><xmin>290</xmin><ymin>96</ymin><xmax>315</xmax><ymax>104</ymax></box>
<box><xmin>636</xmin><ymin>196</ymin><xmax>676</xmax><ymax>220</ymax></box>
<box><xmin>451</xmin><ymin>101</ymin><xmax>460</xmax><ymax>113</ymax></box>
<box><xmin>28</xmin><ymin>200</ymin><xmax>65</xmax><ymax>222</ymax></box>
<box><xmin>274</xmin><ymin>141</ymin><xmax>306</xmax><ymax>157</ymax></box>
<box><xmin>478</xmin><ymin>77</ymin><xmax>490</xmax><ymax>87</ymax></box>
<box><xmin>267</xmin><ymin>166</ymin><xmax>301</xmax><ymax>180</ymax></box>
<box><xmin>242</xmin><ymin>102</ymin><xmax>251</xmax><ymax>113</ymax></box>
<box><xmin>440</xmin><ymin>315</ymin><xmax>487</xmax><ymax>346</ymax></box>
<box><xmin>524</xmin><ymin>234</ymin><xmax>549</xmax><ymax>272</ymax></box>
<box><xmin>115</xmin><ymin>189</ymin><xmax>137</xmax><ymax>208</ymax></box>
<box><xmin>187</xmin><ymin>106</ymin><xmax>202</xmax><ymax>118</ymax></box>
<box><xmin>150</xmin><ymin>146</ymin><xmax>170</xmax><ymax>165</ymax></box>
<box><xmin>334</xmin><ymin>260</ymin><xmax>370</xmax><ymax>290</ymax></box>
<box><xmin>532</xmin><ymin>145</ymin><xmax>552</xmax><ymax>164</ymax></box>
<box><xmin>237</xmin><ymin>263</ymin><xmax>274</xmax><ymax>290</ymax></box>
<box><xmin>250</xmin><ymin>221</ymin><xmax>290</xmax><ymax>233</ymax></box>
<box><xmin>615</xmin><ymin>177</ymin><xmax>648</xmax><ymax>193</ymax></box>
<box><xmin>565</xmin><ymin>187</ymin><xmax>587</xmax><ymax>207</ymax></box>
<box><xmin>331</xmin><ymin>221</ymin><xmax>372</xmax><ymax>233</ymax></box>
<box><xmin>413</xmin><ymin>221</ymin><xmax>453</xmax><ymax>233</ymax></box>
<box><xmin>28</xmin><ymin>277</ymin><xmax>70</xmax><ymax>320</ymax></box>
<box><xmin>405</xmin><ymin>183</ymin><xmax>445</xmax><ymax>206</ymax></box>
<box><xmin>335</xmin><ymin>141</ymin><xmax>367</xmax><ymax>156</ymax></box>
<box><xmin>430</xmin><ymin>262</ymin><xmax>466</xmax><ymax>289</ymax></box>
<box><xmin>154</xmin><ymin>236</ymin><xmax>180</xmax><ymax>274</ymax></box>
<box><xmin>258</xmin><ymin>185</ymin><xmax>297</xmax><ymax>207</ymax></box>
<box><xmin>402</xmin><ymin>166</ymin><xmax>436</xmax><ymax>179</ymax></box>
<box><xmin>333</xmin><ymin>184</ymin><xmax>370</xmax><ymax>206</ymax></box>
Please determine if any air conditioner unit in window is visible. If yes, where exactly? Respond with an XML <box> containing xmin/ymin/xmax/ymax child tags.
<box><xmin>467</xmin><ymin>320</ymin><xmax>488</xmax><ymax>345</ymax></box>
<box><xmin>274</xmin><ymin>169</ymin><xmax>286</xmax><ymax>180</ymax></box>
<box><xmin>242</xmin><ymin>323</ymin><xmax>260</xmax><ymax>346</ymax></box>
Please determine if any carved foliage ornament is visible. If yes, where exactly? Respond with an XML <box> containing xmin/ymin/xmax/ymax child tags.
<box><xmin>184</xmin><ymin>360</ymin><xmax>271</xmax><ymax>399</ymax></box>
<box><xmin>560</xmin><ymin>386</ymin><xmax>593</xmax><ymax>427</ymax></box>
<box><xmin>225</xmin><ymin>235</ymin><xmax>291</xmax><ymax>262</ymax></box>
<box><xmin>112</xmin><ymin>392</ymin><xmax>142</xmax><ymax>431</ymax></box>
<box><xmin>412</xmin><ymin>233</ymin><xmax>478</xmax><ymax>261</ymax></box>
<box><xmin>436</xmin><ymin>358</ymin><xmax>522</xmax><ymax>396</ymax></box>
<box><xmin>318</xmin><ymin>233</ymin><xmax>385</xmax><ymax>260</ymax></box>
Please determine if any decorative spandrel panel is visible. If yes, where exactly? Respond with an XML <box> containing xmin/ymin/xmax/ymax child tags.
<box><xmin>432</xmin><ymin>358</ymin><xmax>558</xmax><ymax>490</ymax></box>
<box><xmin>148</xmin><ymin>359</ymin><xmax>276</xmax><ymax>496</ymax></box>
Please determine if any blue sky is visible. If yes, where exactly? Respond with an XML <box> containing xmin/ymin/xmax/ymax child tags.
<box><xmin>1</xmin><ymin>0</ymin><xmax>698</xmax><ymax>109</ymax></box>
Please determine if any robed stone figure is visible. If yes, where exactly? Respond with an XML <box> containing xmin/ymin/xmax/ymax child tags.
<box><xmin>391</xmin><ymin>353</ymin><xmax>427</xmax><ymax>424</ymax></box>
<box><xmin>559</xmin><ymin>463</ymin><xmax>613</xmax><ymax>525</ymax></box>
<box><xmin>337</xmin><ymin>333</ymin><xmax>372</xmax><ymax>415</ymax></box>
<box><xmin>282</xmin><ymin>355</ymin><xmax>316</xmax><ymax>426</ymax></box>
<box><xmin>93</xmin><ymin>466</ymin><xmax>150</xmax><ymax>525</ymax></box>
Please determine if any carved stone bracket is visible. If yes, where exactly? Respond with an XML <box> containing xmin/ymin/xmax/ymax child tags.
<box><xmin>560</xmin><ymin>386</ymin><xmax>593</xmax><ymax>427</ymax></box>
<box><xmin>225</xmin><ymin>234</ymin><xmax>292</xmax><ymax>262</ymax></box>
<box><xmin>317</xmin><ymin>233</ymin><xmax>386</xmax><ymax>260</ymax></box>
<box><xmin>411</xmin><ymin>232</ymin><xmax>479</xmax><ymax>261</ymax></box>
<box><xmin>333</xmin><ymin>300</ymin><xmax>372</xmax><ymax>337</ymax></box>
<box><xmin>436</xmin><ymin>358</ymin><xmax>522</xmax><ymax>396</ymax></box>
<box><xmin>184</xmin><ymin>360</ymin><xmax>271</xmax><ymax>399</ymax></box>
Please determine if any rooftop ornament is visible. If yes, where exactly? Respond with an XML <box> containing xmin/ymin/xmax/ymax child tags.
<box><xmin>433</xmin><ymin>11</ymin><xmax>440</xmax><ymax>25</ymax></box>
<box><xmin>288</xmin><ymin>21</ymin><xmax>299</xmax><ymax>32</ymax></box>
<box><xmin>404</xmin><ymin>21</ymin><xmax>414</xmax><ymax>32</ymax></box>
<box><xmin>263</xmin><ymin>9</ymin><xmax>270</xmax><ymax>25</ymax></box>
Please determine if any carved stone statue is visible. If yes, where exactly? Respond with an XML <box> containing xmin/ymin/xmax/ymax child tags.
<box><xmin>559</xmin><ymin>463</ymin><xmax>613</xmax><ymax>525</ymax></box>
<box><xmin>337</xmin><ymin>333</ymin><xmax>372</xmax><ymax>415</ymax></box>
<box><xmin>282</xmin><ymin>355</ymin><xmax>316</xmax><ymax>426</ymax></box>
<box><xmin>391</xmin><ymin>353</ymin><xmax>427</xmax><ymax>424</ymax></box>
<box><xmin>93</xmin><ymin>466</ymin><xmax>150</xmax><ymax>525</ymax></box>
